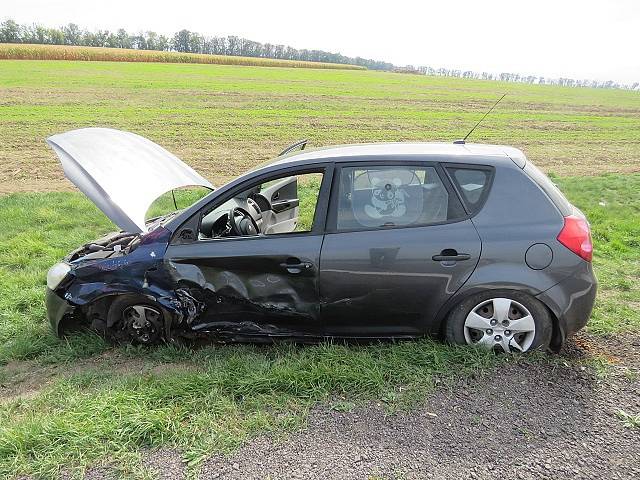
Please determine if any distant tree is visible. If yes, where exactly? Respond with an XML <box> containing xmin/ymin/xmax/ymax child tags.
<box><xmin>93</xmin><ymin>30</ymin><xmax>110</xmax><ymax>47</ymax></box>
<box><xmin>114</xmin><ymin>28</ymin><xmax>131</xmax><ymax>49</ymax></box>
<box><xmin>173</xmin><ymin>29</ymin><xmax>192</xmax><ymax>52</ymax></box>
<box><xmin>130</xmin><ymin>34</ymin><xmax>146</xmax><ymax>50</ymax></box>
<box><xmin>209</xmin><ymin>36</ymin><xmax>226</xmax><ymax>54</ymax></box>
<box><xmin>262</xmin><ymin>42</ymin><xmax>273</xmax><ymax>58</ymax></box>
<box><xmin>80</xmin><ymin>30</ymin><xmax>97</xmax><ymax>46</ymax></box>
<box><xmin>22</xmin><ymin>24</ymin><xmax>48</xmax><ymax>44</ymax></box>
<box><xmin>226</xmin><ymin>35</ymin><xmax>239</xmax><ymax>55</ymax></box>
<box><xmin>144</xmin><ymin>31</ymin><xmax>160</xmax><ymax>50</ymax></box>
<box><xmin>46</xmin><ymin>27</ymin><xmax>64</xmax><ymax>45</ymax></box>
<box><xmin>62</xmin><ymin>23</ymin><xmax>82</xmax><ymax>45</ymax></box>
<box><xmin>0</xmin><ymin>19</ymin><xmax>21</xmax><ymax>43</ymax></box>
<box><xmin>105</xmin><ymin>32</ymin><xmax>119</xmax><ymax>48</ymax></box>
<box><xmin>273</xmin><ymin>44</ymin><xmax>285</xmax><ymax>59</ymax></box>
<box><xmin>188</xmin><ymin>32</ymin><xmax>203</xmax><ymax>53</ymax></box>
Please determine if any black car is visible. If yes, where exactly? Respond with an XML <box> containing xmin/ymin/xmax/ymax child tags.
<box><xmin>46</xmin><ymin>128</ymin><xmax>596</xmax><ymax>353</ymax></box>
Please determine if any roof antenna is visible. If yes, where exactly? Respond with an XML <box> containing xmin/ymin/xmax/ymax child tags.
<box><xmin>454</xmin><ymin>93</ymin><xmax>506</xmax><ymax>145</ymax></box>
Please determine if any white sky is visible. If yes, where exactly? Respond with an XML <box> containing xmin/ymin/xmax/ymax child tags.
<box><xmin>3</xmin><ymin>0</ymin><xmax>639</xmax><ymax>83</ymax></box>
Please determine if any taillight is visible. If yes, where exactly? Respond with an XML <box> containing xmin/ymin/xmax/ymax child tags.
<box><xmin>557</xmin><ymin>215</ymin><xmax>593</xmax><ymax>262</ymax></box>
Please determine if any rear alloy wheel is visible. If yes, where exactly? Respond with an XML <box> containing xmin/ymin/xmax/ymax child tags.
<box><xmin>445</xmin><ymin>291</ymin><xmax>552</xmax><ymax>353</ymax></box>
<box><xmin>464</xmin><ymin>298</ymin><xmax>535</xmax><ymax>353</ymax></box>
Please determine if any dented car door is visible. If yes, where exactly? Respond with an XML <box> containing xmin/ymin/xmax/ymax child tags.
<box><xmin>162</xmin><ymin>166</ymin><xmax>332</xmax><ymax>340</ymax></box>
<box><xmin>259</xmin><ymin>176</ymin><xmax>300</xmax><ymax>234</ymax></box>
<box><xmin>164</xmin><ymin>235</ymin><xmax>323</xmax><ymax>339</ymax></box>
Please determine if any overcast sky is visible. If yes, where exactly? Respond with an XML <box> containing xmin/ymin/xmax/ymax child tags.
<box><xmin>3</xmin><ymin>0</ymin><xmax>639</xmax><ymax>83</ymax></box>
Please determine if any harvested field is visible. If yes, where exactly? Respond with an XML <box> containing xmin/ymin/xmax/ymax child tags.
<box><xmin>0</xmin><ymin>60</ymin><xmax>639</xmax><ymax>194</ymax></box>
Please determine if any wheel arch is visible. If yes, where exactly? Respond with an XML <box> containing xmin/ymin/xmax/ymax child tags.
<box><xmin>434</xmin><ymin>285</ymin><xmax>563</xmax><ymax>351</ymax></box>
<box><xmin>78</xmin><ymin>291</ymin><xmax>179</xmax><ymax>338</ymax></box>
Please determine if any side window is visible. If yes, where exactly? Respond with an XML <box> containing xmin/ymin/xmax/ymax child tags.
<box><xmin>198</xmin><ymin>171</ymin><xmax>324</xmax><ymax>239</ymax></box>
<box><xmin>447</xmin><ymin>167</ymin><xmax>493</xmax><ymax>213</ymax></box>
<box><xmin>260</xmin><ymin>173</ymin><xmax>323</xmax><ymax>234</ymax></box>
<box><xmin>336</xmin><ymin>165</ymin><xmax>453</xmax><ymax>230</ymax></box>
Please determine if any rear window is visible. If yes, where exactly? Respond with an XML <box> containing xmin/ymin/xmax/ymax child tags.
<box><xmin>523</xmin><ymin>163</ymin><xmax>572</xmax><ymax>216</ymax></box>
<box><xmin>446</xmin><ymin>167</ymin><xmax>493</xmax><ymax>213</ymax></box>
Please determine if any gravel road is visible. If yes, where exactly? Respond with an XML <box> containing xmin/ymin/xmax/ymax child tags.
<box><xmin>88</xmin><ymin>333</ymin><xmax>640</xmax><ymax>480</ymax></box>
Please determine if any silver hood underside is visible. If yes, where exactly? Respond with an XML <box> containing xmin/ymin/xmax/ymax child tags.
<box><xmin>47</xmin><ymin>128</ymin><xmax>214</xmax><ymax>233</ymax></box>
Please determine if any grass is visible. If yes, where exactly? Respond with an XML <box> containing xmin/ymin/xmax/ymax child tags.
<box><xmin>0</xmin><ymin>173</ymin><xmax>638</xmax><ymax>477</ymax></box>
<box><xmin>0</xmin><ymin>60</ymin><xmax>639</xmax><ymax>194</ymax></box>
<box><xmin>0</xmin><ymin>59</ymin><xmax>639</xmax><ymax>478</ymax></box>
<box><xmin>616</xmin><ymin>410</ymin><xmax>640</xmax><ymax>429</ymax></box>
<box><xmin>0</xmin><ymin>341</ymin><xmax>497</xmax><ymax>478</ymax></box>
<box><xmin>0</xmin><ymin>43</ymin><xmax>364</xmax><ymax>70</ymax></box>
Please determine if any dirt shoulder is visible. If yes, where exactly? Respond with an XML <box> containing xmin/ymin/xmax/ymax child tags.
<box><xmin>187</xmin><ymin>333</ymin><xmax>639</xmax><ymax>479</ymax></box>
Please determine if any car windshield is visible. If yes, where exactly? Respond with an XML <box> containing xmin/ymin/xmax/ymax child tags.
<box><xmin>146</xmin><ymin>186</ymin><xmax>212</xmax><ymax>224</ymax></box>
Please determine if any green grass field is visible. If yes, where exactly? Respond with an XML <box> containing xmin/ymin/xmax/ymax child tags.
<box><xmin>0</xmin><ymin>60</ymin><xmax>639</xmax><ymax>478</ymax></box>
<box><xmin>1</xmin><ymin>60</ymin><xmax>639</xmax><ymax>194</ymax></box>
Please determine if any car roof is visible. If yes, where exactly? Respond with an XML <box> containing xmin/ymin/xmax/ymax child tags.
<box><xmin>265</xmin><ymin>142</ymin><xmax>527</xmax><ymax>169</ymax></box>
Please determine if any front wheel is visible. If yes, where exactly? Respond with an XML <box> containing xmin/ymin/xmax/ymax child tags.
<box><xmin>107</xmin><ymin>295</ymin><xmax>166</xmax><ymax>345</ymax></box>
<box><xmin>445</xmin><ymin>290</ymin><xmax>552</xmax><ymax>353</ymax></box>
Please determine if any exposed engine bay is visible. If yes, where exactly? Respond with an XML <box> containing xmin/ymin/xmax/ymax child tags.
<box><xmin>65</xmin><ymin>213</ymin><xmax>181</xmax><ymax>261</ymax></box>
<box><xmin>66</xmin><ymin>231</ymin><xmax>141</xmax><ymax>261</ymax></box>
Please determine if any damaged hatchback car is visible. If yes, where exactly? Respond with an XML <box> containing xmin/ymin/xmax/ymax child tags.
<box><xmin>45</xmin><ymin>128</ymin><xmax>596</xmax><ymax>353</ymax></box>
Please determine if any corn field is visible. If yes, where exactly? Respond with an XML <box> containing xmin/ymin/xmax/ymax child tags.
<box><xmin>0</xmin><ymin>43</ymin><xmax>366</xmax><ymax>70</ymax></box>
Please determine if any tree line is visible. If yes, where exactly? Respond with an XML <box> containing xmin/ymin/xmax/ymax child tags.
<box><xmin>1</xmin><ymin>19</ymin><xmax>636</xmax><ymax>90</ymax></box>
<box><xmin>0</xmin><ymin>19</ymin><xmax>393</xmax><ymax>70</ymax></box>
<box><xmin>408</xmin><ymin>66</ymin><xmax>639</xmax><ymax>91</ymax></box>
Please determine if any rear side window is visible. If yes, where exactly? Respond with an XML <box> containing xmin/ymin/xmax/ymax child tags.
<box><xmin>523</xmin><ymin>163</ymin><xmax>572</xmax><ymax>216</ymax></box>
<box><xmin>446</xmin><ymin>167</ymin><xmax>493</xmax><ymax>213</ymax></box>
<box><xmin>335</xmin><ymin>165</ymin><xmax>464</xmax><ymax>231</ymax></box>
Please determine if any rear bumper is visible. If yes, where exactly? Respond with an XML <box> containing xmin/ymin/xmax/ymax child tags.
<box><xmin>536</xmin><ymin>262</ymin><xmax>597</xmax><ymax>345</ymax></box>
<box><xmin>46</xmin><ymin>288</ymin><xmax>75</xmax><ymax>337</ymax></box>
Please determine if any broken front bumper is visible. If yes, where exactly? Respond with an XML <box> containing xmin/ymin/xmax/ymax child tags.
<box><xmin>46</xmin><ymin>287</ymin><xmax>75</xmax><ymax>337</ymax></box>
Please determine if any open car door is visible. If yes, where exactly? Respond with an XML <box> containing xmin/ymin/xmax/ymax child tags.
<box><xmin>260</xmin><ymin>176</ymin><xmax>300</xmax><ymax>234</ymax></box>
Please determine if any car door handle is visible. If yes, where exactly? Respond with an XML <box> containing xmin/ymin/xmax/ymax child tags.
<box><xmin>279</xmin><ymin>258</ymin><xmax>314</xmax><ymax>273</ymax></box>
<box><xmin>432</xmin><ymin>250</ymin><xmax>471</xmax><ymax>262</ymax></box>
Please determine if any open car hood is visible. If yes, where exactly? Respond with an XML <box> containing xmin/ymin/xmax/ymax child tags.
<box><xmin>47</xmin><ymin>128</ymin><xmax>214</xmax><ymax>233</ymax></box>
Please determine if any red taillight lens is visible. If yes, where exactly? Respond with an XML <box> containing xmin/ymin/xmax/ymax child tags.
<box><xmin>557</xmin><ymin>215</ymin><xmax>593</xmax><ymax>262</ymax></box>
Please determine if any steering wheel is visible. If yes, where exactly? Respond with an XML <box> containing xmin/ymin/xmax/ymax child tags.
<box><xmin>228</xmin><ymin>207</ymin><xmax>260</xmax><ymax>236</ymax></box>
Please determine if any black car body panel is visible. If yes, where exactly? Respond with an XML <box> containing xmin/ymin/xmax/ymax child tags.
<box><xmin>165</xmin><ymin>234</ymin><xmax>324</xmax><ymax>338</ymax></box>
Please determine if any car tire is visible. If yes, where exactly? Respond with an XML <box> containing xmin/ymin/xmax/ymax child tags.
<box><xmin>445</xmin><ymin>290</ymin><xmax>553</xmax><ymax>353</ymax></box>
<box><xmin>106</xmin><ymin>294</ymin><xmax>167</xmax><ymax>345</ymax></box>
